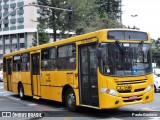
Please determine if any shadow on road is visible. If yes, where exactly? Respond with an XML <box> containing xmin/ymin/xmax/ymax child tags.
<box><xmin>8</xmin><ymin>94</ymin><xmax>141</xmax><ymax>118</ymax></box>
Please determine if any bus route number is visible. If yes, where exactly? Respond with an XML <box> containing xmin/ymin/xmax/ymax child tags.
<box><xmin>116</xmin><ymin>85</ymin><xmax>132</xmax><ymax>92</ymax></box>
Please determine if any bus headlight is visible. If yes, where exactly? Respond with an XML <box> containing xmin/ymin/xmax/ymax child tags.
<box><xmin>101</xmin><ymin>88</ymin><xmax>118</xmax><ymax>96</ymax></box>
<box><xmin>146</xmin><ymin>84</ymin><xmax>153</xmax><ymax>93</ymax></box>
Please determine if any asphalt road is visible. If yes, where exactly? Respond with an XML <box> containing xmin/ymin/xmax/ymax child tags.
<box><xmin>0</xmin><ymin>82</ymin><xmax>160</xmax><ymax>120</ymax></box>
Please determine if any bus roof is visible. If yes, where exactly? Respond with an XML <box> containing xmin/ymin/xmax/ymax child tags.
<box><xmin>3</xmin><ymin>29</ymin><xmax>149</xmax><ymax>57</ymax></box>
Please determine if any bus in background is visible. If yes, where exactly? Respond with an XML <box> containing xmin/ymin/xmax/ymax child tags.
<box><xmin>3</xmin><ymin>29</ymin><xmax>154</xmax><ymax>111</ymax></box>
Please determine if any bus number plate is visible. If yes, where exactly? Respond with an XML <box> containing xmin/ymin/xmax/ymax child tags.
<box><xmin>129</xmin><ymin>96</ymin><xmax>138</xmax><ymax>100</ymax></box>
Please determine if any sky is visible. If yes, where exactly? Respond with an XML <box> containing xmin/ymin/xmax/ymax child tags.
<box><xmin>122</xmin><ymin>0</ymin><xmax>160</xmax><ymax>39</ymax></box>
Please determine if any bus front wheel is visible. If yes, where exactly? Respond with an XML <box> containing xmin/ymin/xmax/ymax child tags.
<box><xmin>18</xmin><ymin>84</ymin><xmax>25</xmax><ymax>100</ymax></box>
<box><xmin>65</xmin><ymin>88</ymin><xmax>77</xmax><ymax>112</ymax></box>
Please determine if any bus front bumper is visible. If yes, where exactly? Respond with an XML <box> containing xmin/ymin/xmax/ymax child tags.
<box><xmin>99</xmin><ymin>89</ymin><xmax>154</xmax><ymax>109</ymax></box>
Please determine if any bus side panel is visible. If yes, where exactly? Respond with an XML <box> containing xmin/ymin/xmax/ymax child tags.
<box><xmin>51</xmin><ymin>87</ymin><xmax>63</xmax><ymax>102</ymax></box>
<box><xmin>40</xmin><ymin>86</ymin><xmax>80</xmax><ymax>104</ymax></box>
<box><xmin>41</xmin><ymin>86</ymin><xmax>52</xmax><ymax>100</ymax></box>
<box><xmin>74</xmin><ymin>89</ymin><xmax>80</xmax><ymax>106</ymax></box>
<box><xmin>50</xmin><ymin>71</ymin><xmax>62</xmax><ymax>87</ymax></box>
<box><xmin>40</xmin><ymin>70</ymin><xmax>79</xmax><ymax>103</ymax></box>
<box><xmin>3</xmin><ymin>72</ymin><xmax>8</xmax><ymax>91</ymax></box>
<box><xmin>40</xmin><ymin>70</ymin><xmax>55</xmax><ymax>99</ymax></box>
<box><xmin>11</xmin><ymin>82</ymin><xmax>18</xmax><ymax>94</ymax></box>
<box><xmin>21</xmin><ymin>72</ymin><xmax>32</xmax><ymax>96</ymax></box>
<box><xmin>11</xmin><ymin>72</ymin><xmax>20</xmax><ymax>93</ymax></box>
<box><xmin>49</xmin><ymin>70</ymin><xmax>79</xmax><ymax>103</ymax></box>
<box><xmin>23</xmin><ymin>84</ymin><xmax>32</xmax><ymax>96</ymax></box>
<box><xmin>41</xmin><ymin>86</ymin><xmax>63</xmax><ymax>102</ymax></box>
<box><xmin>3</xmin><ymin>82</ymin><xmax>8</xmax><ymax>91</ymax></box>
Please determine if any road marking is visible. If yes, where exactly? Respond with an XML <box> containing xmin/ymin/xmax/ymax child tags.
<box><xmin>27</xmin><ymin>104</ymin><xmax>38</xmax><ymax>106</ymax></box>
<box><xmin>140</xmin><ymin>108</ymin><xmax>155</xmax><ymax>111</ymax></box>
<box><xmin>0</xmin><ymin>91</ymin><xmax>8</xmax><ymax>94</ymax></box>
<box><xmin>59</xmin><ymin>107</ymin><xmax>65</xmax><ymax>110</ymax></box>
<box><xmin>101</xmin><ymin>117</ymin><xmax>123</xmax><ymax>120</ymax></box>
<box><xmin>7</xmin><ymin>96</ymin><xmax>20</xmax><ymax>101</ymax></box>
<box><xmin>0</xmin><ymin>86</ymin><xmax>4</xmax><ymax>89</ymax></box>
<box><xmin>3</xmin><ymin>94</ymin><xmax>9</xmax><ymax>96</ymax></box>
<box><xmin>149</xmin><ymin>117</ymin><xmax>160</xmax><ymax>120</ymax></box>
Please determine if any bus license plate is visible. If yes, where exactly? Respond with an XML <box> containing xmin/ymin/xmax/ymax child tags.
<box><xmin>129</xmin><ymin>96</ymin><xmax>137</xmax><ymax>100</ymax></box>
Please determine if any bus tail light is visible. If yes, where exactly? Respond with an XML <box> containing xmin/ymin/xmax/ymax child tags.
<box><xmin>101</xmin><ymin>88</ymin><xmax>118</xmax><ymax>96</ymax></box>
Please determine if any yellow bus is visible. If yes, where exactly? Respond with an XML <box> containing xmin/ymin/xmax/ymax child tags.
<box><xmin>3</xmin><ymin>29</ymin><xmax>154</xmax><ymax>111</ymax></box>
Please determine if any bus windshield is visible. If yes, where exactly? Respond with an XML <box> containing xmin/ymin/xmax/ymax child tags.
<box><xmin>100</xmin><ymin>42</ymin><xmax>152</xmax><ymax>76</ymax></box>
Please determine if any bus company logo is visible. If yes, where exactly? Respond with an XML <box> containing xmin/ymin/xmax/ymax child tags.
<box><xmin>1</xmin><ymin>112</ymin><xmax>43</xmax><ymax>118</ymax></box>
<box><xmin>2</xmin><ymin>112</ymin><xmax>11</xmax><ymax>117</ymax></box>
<box><xmin>116</xmin><ymin>85</ymin><xmax>132</xmax><ymax>92</ymax></box>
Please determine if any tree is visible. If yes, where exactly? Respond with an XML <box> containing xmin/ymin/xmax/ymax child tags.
<box><xmin>68</xmin><ymin>0</ymin><xmax>122</xmax><ymax>33</ymax></box>
<box><xmin>151</xmin><ymin>37</ymin><xmax>160</xmax><ymax>67</ymax></box>
<box><xmin>32</xmin><ymin>22</ymin><xmax>50</xmax><ymax>46</ymax></box>
<box><xmin>96</xmin><ymin>0</ymin><xmax>122</xmax><ymax>19</ymax></box>
<box><xmin>32</xmin><ymin>33</ymin><xmax>37</xmax><ymax>46</ymax></box>
<box><xmin>151</xmin><ymin>47</ymin><xmax>160</xmax><ymax>67</ymax></box>
<box><xmin>37</xmin><ymin>0</ymin><xmax>122</xmax><ymax>39</ymax></box>
<box><xmin>38</xmin><ymin>0</ymin><xmax>69</xmax><ymax>41</ymax></box>
<box><xmin>155</xmin><ymin>38</ymin><xmax>160</xmax><ymax>48</ymax></box>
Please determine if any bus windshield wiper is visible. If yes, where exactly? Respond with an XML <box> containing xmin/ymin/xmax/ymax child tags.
<box><xmin>138</xmin><ymin>41</ymin><xmax>144</xmax><ymax>52</ymax></box>
<box><xmin>115</xmin><ymin>40</ymin><xmax>125</xmax><ymax>55</ymax></box>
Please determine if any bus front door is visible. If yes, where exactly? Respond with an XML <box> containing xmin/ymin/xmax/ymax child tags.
<box><xmin>6</xmin><ymin>58</ymin><xmax>12</xmax><ymax>91</ymax></box>
<box><xmin>31</xmin><ymin>53</ymin><xmax>41</xmax><ymax>96</ymax></box>
<box><xmin>79</xmin><ymin>44</ymin><xmax>99</xmax><ymax>107</ymax></box>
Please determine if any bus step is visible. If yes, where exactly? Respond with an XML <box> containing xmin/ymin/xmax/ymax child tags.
<box><xmin>33</xmin><ymin>96</ymin><xmax>40</xmax><ymax>99</ymax></box>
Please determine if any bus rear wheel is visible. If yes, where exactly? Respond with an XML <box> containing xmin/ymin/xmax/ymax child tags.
<box><xmin>18</xmin><ymin>84</ymin><xmax>25</xmax><ymax>100</ymax></box>
<box><xmin>65</xmin><ymin>88</ymin><xmax>77</xmax><ymax>112</ymax></box>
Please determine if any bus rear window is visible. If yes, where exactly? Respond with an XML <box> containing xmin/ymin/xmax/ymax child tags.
<box><xmin>107</xmin><ymin>30</ymin><xmax>148</xmax><ymax>40</ymax></box>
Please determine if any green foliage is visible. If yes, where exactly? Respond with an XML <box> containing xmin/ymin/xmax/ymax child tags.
<box><xmin>96</xmin><ymin>0</ymin><xmax>121</xmax><ymax>18</ymax></box>
<box><xmin>151</xmin><ymin>47</ymin><xmax>160</xmax><ymax>67</ymax></box>
<box><xmin>155</xmin><ymin>38</ymin><xmax>160</xmax><ymax>48</ymax></box>
<box><xmin>67</xmin><ymin>0</ymin><xmax>122</xmax><ymax>34</ymax></box>
<box><xmin>38</xmin><ymin>0</ymin><xmax>122</xmax><ymax>40</ymax></box>
<box><xmin>38</xmin><ymin>0</ymin><xmax>68</xmax><ymax>41</ymax></box>
<box><xmin>32</xmin><ymin>33</ymin><xmax>37</xmax><ymax>46</ymax></box>
<box><xmin>32</xmin><ymin>22</ymin><xmax>50</xmax><ymax>46</ymax></box>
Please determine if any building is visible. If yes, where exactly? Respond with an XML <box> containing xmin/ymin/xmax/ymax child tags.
<box><xmin>0</xmin><ymin>0</ymin><xmax>55</xmax><ymax>64</ymax></box>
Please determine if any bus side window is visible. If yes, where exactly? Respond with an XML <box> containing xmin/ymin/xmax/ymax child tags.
<box><xmin>58</xmin><ymin>44</ymin><xmax>76</xmax><ymax>70</ymax></box>
<box><xmin>41</xmin><ymin>47</ymin><xmax>56</xmax><ymax>70</ymax></box>
<box><xmin>3</xmin><ymin>57</ymin><xmax>6</xmax><ymax>72</ymax></box>
<box><xmin>21</xmin><ymin>53</ymin><xmax>30</xmax><ymax>71</ymax></box>
<box><xmin>13</xmin><ymin>55</ymin><xmax>21</xmax><ymax>72</ymax></box>
<box><xmin>49</xmin><ymin>48</ymin><xmax>56</xmax><ymax>70</ymax></box>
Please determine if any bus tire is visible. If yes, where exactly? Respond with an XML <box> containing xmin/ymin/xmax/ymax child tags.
<box><xmin>65</xmin><ymin>88</ymin><xmax>77</xmax><ymax>112</ymax></box>
<box><xmin>18</xmin><ymin>84</ymin><xmax>25</xmax><ymax>100</ymax></box>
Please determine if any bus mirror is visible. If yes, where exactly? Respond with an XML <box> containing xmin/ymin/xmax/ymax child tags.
<box><xmin>96</xmin><ymin>48</ymin><xmax>102</xmax><ymax>59</ymax></box>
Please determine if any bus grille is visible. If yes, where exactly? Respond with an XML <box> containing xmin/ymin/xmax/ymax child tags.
<box><xmin>115</xmin><ymin>79</ymin><xmax>147</xmax><ymax>85</ymax></box>
<box><xmin>115</xmin><ymin>79</ymin><xmax>147</xmax><ymax>93</ymax></box>
<box><xmin>123</xmin><ymin>98</ymin><xmax>141</xmax><ymax>102</ymax></box>
<box><xmin>118</xmin><ymin>88</ymin><xmax>145</xmax><ymax>93</ymax></box>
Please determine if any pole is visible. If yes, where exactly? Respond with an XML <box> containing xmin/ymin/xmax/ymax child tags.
<box><xmin>31</xmin><ymin>20</ymin><xmax>39</xmax><ymax>46</ymax></box>
<box><xmin>36</xmin><ymin>26</ymin><xmax>39</xmax><ymax>45</ymax></box>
